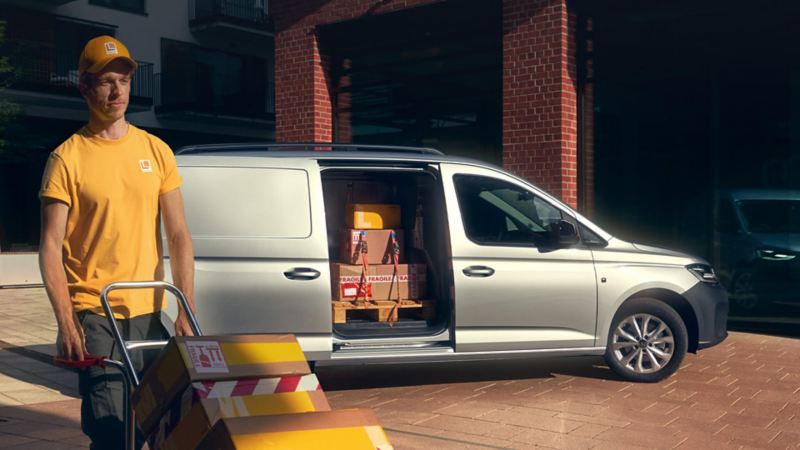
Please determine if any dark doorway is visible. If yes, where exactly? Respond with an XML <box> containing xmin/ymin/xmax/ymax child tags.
<box><xmin>319</xmin><ymin>0</ymin><xmax>502</xmax><ymax>164</ymax></box>
<box><xmin>583</xmin><ymin>0</ymin><xmax>800</xmax><ymax>329</ymax></box>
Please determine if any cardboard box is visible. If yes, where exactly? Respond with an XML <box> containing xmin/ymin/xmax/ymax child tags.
<box><xmin>331</xmin><ymin>263</ymin><xmax>426</xmax><ymax>301</ymax></box>
<box><xmin>133</xmin><ymin>334</ymin><xmax>310</xmax><ymax>436</ymax></box>
<box><xmin>345</xmin><ymin>203</ymin><xmax>401</xmax><ymax>229</ymax></box>
<box><xmin>149</xmin><ymin>374</ymin><xmax>330</xmax><ymax>450</ymax></box>
<box><xmin>340</xmin><ymin>229</ymin><xmax>404</xmax><ymax>265</ymax></box>
<box><xmin>198</xmin><ymin>409</ymin><xmax>394</xmax><ymax>450</ymax></box>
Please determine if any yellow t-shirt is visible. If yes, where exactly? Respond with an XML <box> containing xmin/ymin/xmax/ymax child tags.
<box><xmin>39</xmin><ymin>124</ymin><xmax>182</xmax><ymax>318</ymax></box>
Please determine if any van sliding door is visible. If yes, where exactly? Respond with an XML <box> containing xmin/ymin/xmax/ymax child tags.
<box><xmin>166</xmin><ymin>158</ymin><xmax>332</xmax><ymax>361</ymax></box>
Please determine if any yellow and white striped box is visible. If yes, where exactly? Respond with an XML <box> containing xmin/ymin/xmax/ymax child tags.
<box><xmin>132</xmin><ymin>334</ymin><xmax>310</xmax><ymax>436</ymax></box>
<box><xmin>149</xmin><ymin>374</ymin><xmax>330</xmax><ymax>450</ymax></box>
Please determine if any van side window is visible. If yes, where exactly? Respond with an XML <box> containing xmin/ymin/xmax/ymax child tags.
<box><xmin>454</xmin><ymin>174</ymin><xmax>563</xmax><ymax>246</ymax></box>
<box><xmin>578</xmin><ymin>223</ymin><xmax>606</xmax><ymax>247</ymax></box>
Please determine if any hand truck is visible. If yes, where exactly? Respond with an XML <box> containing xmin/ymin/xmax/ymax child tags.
<box><xmin>56</xmin><ymin>281</ymin><xmax>201</xmax><ymax>450</ymax></box>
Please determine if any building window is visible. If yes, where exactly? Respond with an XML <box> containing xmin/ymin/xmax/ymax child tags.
<box><xmin>89</xmin><ymin>0</ymin><xmax>146</xmax><ymax>15</ymax></box>
<box><xmin>1</xmin><ymin>8</ymin><xmax>116</xmax><ymax>93</ymax></box>
<box><xmin>159</xmin><ymin>38</ymin><xmax>272</xmax><ymax>118</ymax></box>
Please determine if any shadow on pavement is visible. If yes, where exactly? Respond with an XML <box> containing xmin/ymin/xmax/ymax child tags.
<box><xmin>0</xmin><ymin>399</ymin><xmax>87</xmax><ymax>448</ymax></box>
<box><xmin>316</xmin><ymin>355</ymin><xmax>624</xmax><ymax>391</ymax></box>
<box><xmin>0</xmin><ymin>341</ymin><xmax>80</xmax><ymax>398</ymax></box>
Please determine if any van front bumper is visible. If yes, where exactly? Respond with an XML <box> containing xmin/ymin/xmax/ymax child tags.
<box><xmin>684</xmin><ymin>281</ymin><xmax>729</xmax><ymax>351</ymax></box>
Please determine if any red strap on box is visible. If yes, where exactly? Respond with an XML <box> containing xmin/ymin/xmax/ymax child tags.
<box><xmin>387</xmin><ymin>230</ymin><xmax>401</xmax><ymax>323</ymax></box>
<box><xmin>355</xmin><ymin>231</ymin><xmax>372</xmax><ymax>305</ymax></box>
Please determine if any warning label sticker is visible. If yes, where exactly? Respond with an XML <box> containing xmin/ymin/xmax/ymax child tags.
<box><xmin>185</xmin><ymin>341</ymin><xmax>229</xmax><ymax>373</ymax></box>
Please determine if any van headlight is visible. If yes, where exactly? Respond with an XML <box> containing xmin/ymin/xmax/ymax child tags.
<box><xmin>755</xmin><ymin>248</ymin><xmax>795</xmax><ymax>261</ymax></box>
<box><xmin>687</xmin><ymin>264</ymin><xmax>718</xmax><ymax>284</ymax></box>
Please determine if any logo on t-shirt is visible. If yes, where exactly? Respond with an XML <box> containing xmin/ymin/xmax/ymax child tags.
<box><xmin>139</xmin><ymin>159</ymin><xmax>152</xmax><ymax>173</ymax></box>
<box><xmin>104</xmin><ymin>42</ymin><xmax>118</xmax><ymax>55</ymax></box>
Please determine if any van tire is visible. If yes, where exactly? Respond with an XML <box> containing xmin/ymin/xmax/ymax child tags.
<box><xmin>604</xmin><ymin>298</ymin><xmax>688</xmax><ymax>383</ymax></box>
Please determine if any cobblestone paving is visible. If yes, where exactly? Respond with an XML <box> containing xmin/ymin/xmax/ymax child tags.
<box><xmin>0</xmin><ymin>287</ymin><xmax>799</xmax><ymax>449</ymax></box>
<box><xmin>320</xmin><ymin>332</ymin><xmax>800</xmax><ymax>449</ymax></box>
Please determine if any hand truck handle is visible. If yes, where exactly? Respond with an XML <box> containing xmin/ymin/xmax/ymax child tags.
<box><xmin>99</xmin><ymin>280</ymin><xmax>203</xmax><ymax>387</ymax></box>
<box><xmin>54</xmin><ymin>354</ymin><xmax>106</xmax><ymax>369</ymax></box>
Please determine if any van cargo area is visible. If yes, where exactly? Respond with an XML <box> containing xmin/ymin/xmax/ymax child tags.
<box><xmin>321</xmin><ymin>167</ymin><xmax>452</xmax><ymax>339</ymax></box>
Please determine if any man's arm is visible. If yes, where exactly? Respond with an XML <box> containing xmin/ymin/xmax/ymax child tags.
<box><xmin>39</xmin><ymin>199</ymin><xmax>86</xmax><ymax>360</ymax></box>
<box><xmin>160</xmin><ymin>188</ymin><xmax>196</xmax><ymax>336</ymax></box>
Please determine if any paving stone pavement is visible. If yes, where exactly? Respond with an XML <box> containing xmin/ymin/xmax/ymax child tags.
<box><xmin>0</xmin><ymin>287</ymin><xmax>799</xmax><ymax>449</ymax></box>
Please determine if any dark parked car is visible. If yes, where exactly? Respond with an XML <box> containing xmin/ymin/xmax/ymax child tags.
<box><xmin>716</xmin><ymin>190</ymin><xmax>800</xmax><ymax>313</ymax></box>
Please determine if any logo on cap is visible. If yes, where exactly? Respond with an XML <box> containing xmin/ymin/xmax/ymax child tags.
<box><xmin>139</xmin><ymin>160</ymin><xmax>152</xmax><ymax>173</ymax></box>
<box><xmin>104</xmin><ymin>42</ymin><xmax>118</xmax><ymax>55</ymax></box>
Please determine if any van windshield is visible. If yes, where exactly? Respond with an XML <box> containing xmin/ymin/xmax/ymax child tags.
<box><xmin>736</xmin><ymin>200</ymin><xmax>800</xmax><ymax>234</ymax></box>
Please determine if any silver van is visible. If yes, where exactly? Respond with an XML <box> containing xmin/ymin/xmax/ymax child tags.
<box><xmin>168</xmin><ymin>144</ymin><xmax>728</xmax><ymax>382</ymax></box>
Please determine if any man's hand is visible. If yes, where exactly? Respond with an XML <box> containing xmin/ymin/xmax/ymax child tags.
<box><xmin>174</xmin><ymin>312</ymin><xmax>195</xmax><ymax>336</ymax></box>
<box><xmin>56</xmin><ymin>312</ymin><xmax>87</xmax><ymax>360</ymax></box>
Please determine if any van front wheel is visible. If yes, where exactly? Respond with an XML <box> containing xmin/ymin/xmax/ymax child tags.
<box><xmin>604</xmin><ymin>299</ymin><xmax>688</xmax><ymax>383</ymax></box>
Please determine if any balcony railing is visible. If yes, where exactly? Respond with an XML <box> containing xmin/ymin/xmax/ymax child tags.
<box><xmin>189</xmin><ymin>0</ymin><xmax>272</xmax><ymax>32</ymax></box>
<box><xmin>5</xmin><ymin>40</ymin><xmax>154</xmax><ymax>107</ymax></box>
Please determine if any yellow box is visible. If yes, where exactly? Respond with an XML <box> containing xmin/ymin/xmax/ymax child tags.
<box><xmin>345</xmin><ymin>203</ymin><xmax>401</xmax><ymax>229</ymax></box>
<box><xmin>198</xmin><ymin>409</ymin><xmax>393</xmax><ymax>450</ymax></box>
<box><xmin>148</xmin><ymin>384</ymin><xmax>331</xmax><ymax>450</ymax></box>
<box><xmin>132</xmin><ymin>334</ymin><xmax>310</xmax><ymax>436</ymax></box>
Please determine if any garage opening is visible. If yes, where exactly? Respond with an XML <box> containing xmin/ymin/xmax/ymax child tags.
<box><xmin>584</xmin><ymin>0</ymin><xmax>800</xmax><ymax>327</ymax></box>
<box><xmin>319</xmin><ymin>0</ymin><xmax>502</xmax><ymax>164</ymax></box>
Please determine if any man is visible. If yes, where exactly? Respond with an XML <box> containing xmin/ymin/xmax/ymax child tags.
<box><xmin>38</xmin><ymin>36</ymin><xmax>195</xmax><ymax>449</ymax></box>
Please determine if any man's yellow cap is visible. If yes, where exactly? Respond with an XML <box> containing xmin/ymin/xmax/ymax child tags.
<box><xmin>78</xmin><ymin>35</ymin><xmax>137</xmax><ymax>76</ymax></box>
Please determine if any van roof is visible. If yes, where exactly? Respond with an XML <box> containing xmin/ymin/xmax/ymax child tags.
<box><xmin>175</xmin><ymin>142</ymin><xmax>501</xmax><ymax>169</ymax></box>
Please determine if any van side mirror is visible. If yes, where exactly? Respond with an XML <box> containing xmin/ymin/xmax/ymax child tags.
<box><xmin>555</xmin><ymin>220</ymin><xmax>580</xmax><ymax>246</ymax></box>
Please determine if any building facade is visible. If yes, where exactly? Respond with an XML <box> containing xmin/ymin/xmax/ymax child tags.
<box><xmin>0</xmin><ymin>0</ymin><xmax>275</xmax><ymax>266</ymax></box>
<box><xmin>268</xmin><ymin>0</ymin><xmax>800</xmax><ymax>326</ymax></box>
<box><xmin>272</xmin><ymin>0</ymin><xmax>582</xmax><ymax>209</ymax></box>
<box><xmin>3</xmin><ymin>0</ymin><xmax>799</xmax><ymax>328</ymax></box>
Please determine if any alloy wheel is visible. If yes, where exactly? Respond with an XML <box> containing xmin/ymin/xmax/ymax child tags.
<box><xmin>611</xmin><ymin>313</ymin><xmax>675</xmax><ymax>374</ymax></box>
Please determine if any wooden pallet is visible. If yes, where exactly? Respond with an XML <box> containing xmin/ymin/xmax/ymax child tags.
<box><xmin>332</xmin><ymin>300</ymin><xmax>435</xmax><ymax>324</ymax></box>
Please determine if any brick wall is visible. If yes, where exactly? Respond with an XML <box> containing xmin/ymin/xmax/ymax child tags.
<box><xmin>580</xmin><ymin>17</ymin><xmax>595</xmax><ymax>217</ymax></box>
<box><xmin>272</xmin><ymin>0</ymin><xmax>442</xmax><ymax>143</ymax></box>
<box><xmin>273</xmin><ymin>0</ymin><xmax>580</xmax><ymax>207</ymax></box>
<box><xmin>502</xmin><ymin>0</ymin><xmax>578</xmax><ymax>207</ymax></box>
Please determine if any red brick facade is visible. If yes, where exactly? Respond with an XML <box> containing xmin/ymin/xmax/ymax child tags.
<box><xmin>502</xmin><ymin>0</ymin><xmax>578</xmax><ymax>207</ymax></box>
<box><xmin>273</xmin><ymin>0</ymin><xmax>441</xmax><ymax>143</ymax></box>
<box><xmin>273</xmin><ymin>0</ymin><xmax>579</xmax><ymax>207</ymax></box>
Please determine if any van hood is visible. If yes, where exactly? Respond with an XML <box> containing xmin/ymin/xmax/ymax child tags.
<box><xmin>599</xmin><ymin>239</ymin><xmax>704</xmax><ymax>265</ymax></box>
<box><xmin>631</xmin><ymin>243</ymin><xmax>694</xmax><ymax>259</ymax></box>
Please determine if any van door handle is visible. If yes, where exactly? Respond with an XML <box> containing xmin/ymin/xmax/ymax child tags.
<box><xmin>463</xmin><ymin>266</ymin><xmax>495</xmax><ymax>278</ymax></box>
<box><xmin>283</xmin><ymin>268</ymin><xmax>321</xmax><ymax>281</ymax></box>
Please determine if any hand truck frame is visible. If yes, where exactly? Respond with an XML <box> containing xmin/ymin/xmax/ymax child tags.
<box><xmin>56</xmin><ymin>281</ymin><xmax>201</xmax><ymax>450</ymax></box>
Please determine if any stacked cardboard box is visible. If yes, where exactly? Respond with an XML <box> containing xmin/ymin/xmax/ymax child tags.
<box><xmin>331</xmin><ymin>203</ymin><xmax>432</xmax><ymax>323</ymax></box>
<box><xmin>133</xmin><ymin>334</ymin><xmax>393</xmax><ymax>449</ymax></box>
<box><xmin>331</xmin><ymin>263</ymin><xmax>426</xmax><ymax>301</ymax></box>
<box><xmin>345</xmin><ymin>203</ymin><xmax>401</xmax><ymax>230</ymax></box>
<box><xmin>340</xmin><ymin>229</ymin><xmax>404</xmax><ymax>265</ymax></box>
